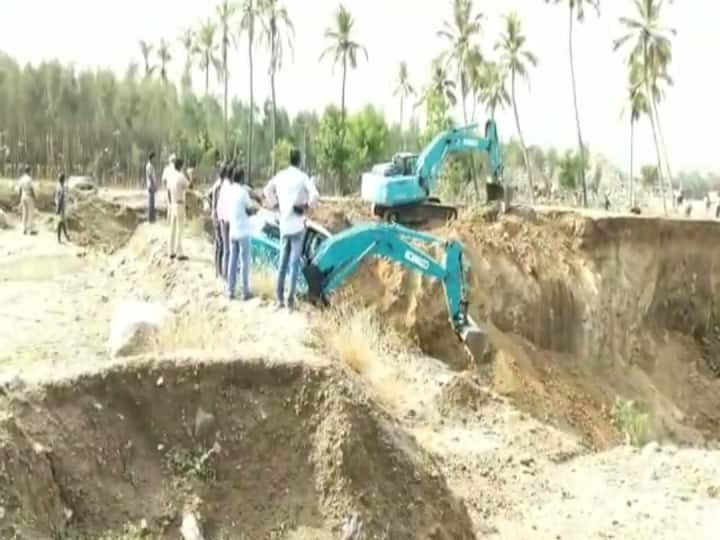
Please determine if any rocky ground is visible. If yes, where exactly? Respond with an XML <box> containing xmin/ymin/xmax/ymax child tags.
<box><xmin>0</xmin><ymin>185</ymin><xmax>719</xmax><ymax>539</ymax></box>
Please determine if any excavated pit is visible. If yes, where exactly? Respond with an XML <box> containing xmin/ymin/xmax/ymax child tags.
<box><xmin>342</xmin><ymin>210</ymin><xmax>720</xmax><ymax>449</ymax></box>
<box><xmin>0</xmin><ymin>358</ymin><xmax>475</xmax><ymax>540</ymax></box>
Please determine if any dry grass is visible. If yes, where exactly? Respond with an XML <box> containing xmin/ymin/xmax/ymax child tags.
<box><xmin>153</xmin><ymin>305</ymin><xmax>235</xmax><ymax>353</ymax></box>
<box><xmin>251</xmin><ymin>266</ymin><xmax>277</xmax><ymax>300</ymax></box>
<box><xmin>316</xmin><ymin>299</ymin><xmax>407</xmax><ymax>375</ymax></box>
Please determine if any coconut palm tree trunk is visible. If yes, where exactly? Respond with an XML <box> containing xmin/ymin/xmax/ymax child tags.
<box><xmin>399</xmin><ymin>95</ymin><xmax>405</xmax><ymax>150</ymax></box>
<box><xmin>568</xmin><ymin>6</ymin><xmax>588</xmax><ymax>208</ymax></box>
<box><xmin>642</xmin><ymin>45</ymin><xmax>667</xmax><ymax>215</ymax></box>
<box><xmin>512</xmin><ymin>69</ymin><xmax>535</xmax><ymax>205</ymax></box>
<box><xmin>629</xmin><ymin>117</ymin><xmax>635</xmax><ymax>208</ymax></box>
<box><xmin>460</xmin><ymin>75</ymin><xmax>481</xmax><ymax>202</ymax></box>
<box><xmin>655</xmin><ymin>106</ymin><xmax>676</xmax><ymax>201</ymax></box>
<box><xmin>205</xmin><ymin>56</ymin><xmax>210</xmax><ymax>96</ymax></box>
<box><xmin>339</xmin><ymin>53</ymin><xmax>348</xmax><ymax>194</ymax></box>
<box><xmin>223</xmin><ymin>37</ymin><xmax>229</xmax><ymax>160</ymax></box>
<box><xmin>247</xmin><ymin>16</ymin><xmax>255</xmax><ymax>183</ymax></box>
<box><xmin>270</xmin><ymin>29</ymin><xmax>278</xmax><ymax>174</ymax></box>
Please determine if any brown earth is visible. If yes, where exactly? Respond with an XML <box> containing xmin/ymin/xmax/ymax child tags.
<box><xmin>0</xmin><ymin>359</ymin><xmax>474</xmax><ymax>540</ymax></box>
<box><xmin>337</xmin><ymin>208</ymin><xmax>720</xmax><ymax>449</ymax></box>
<box><xmin>2</xmin><ymin>188</ymin><xmax>720</xmax><ymax>538</ymax></box>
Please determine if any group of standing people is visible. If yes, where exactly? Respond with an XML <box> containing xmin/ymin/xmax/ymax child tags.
<box><xmin>14</xmin><ymin>166</ymin><xmax>70</xmax><ymax>243</ymax></box>
<box><xmin>209</xmin><ymin>147</ymin><xmax>319</xmax><ymax>309</ymax></box>
<box><xmin>145</xmin><ymin>152</ymin><xmax>191</xmax><ymax>260</ymax></box>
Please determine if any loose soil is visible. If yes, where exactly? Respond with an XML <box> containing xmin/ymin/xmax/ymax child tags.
<box><xmin>1</xmin><ymin>187</ymin><xmax>720</xmax><ymax>539</ymax></box>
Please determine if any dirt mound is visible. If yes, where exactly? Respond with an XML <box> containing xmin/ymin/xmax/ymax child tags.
<box><xmin>436</xmin><ymin>373</ymin><xmax>488</xmax><ymax>418</ymax></box>
<box><xmin>0</xmin><ymin>358</ymin><xmax>474</xmax><ymax>539</ymax></box>
<box><xmin>64</xmin><ymin>197</ymin><xmax>141</xmax><ymax>252</ymax></box>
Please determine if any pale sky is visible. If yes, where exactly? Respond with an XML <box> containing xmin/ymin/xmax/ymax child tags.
<box><xmin>1</xmin><ymin>0</ymin><xmax>718</xmax><ymax>172</ymax></box>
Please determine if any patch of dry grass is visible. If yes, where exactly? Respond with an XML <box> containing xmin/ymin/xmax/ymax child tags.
<box><xmin>153</xmin><ymin>305</ymin><xmax>234</xmax><ymax>353</ymax></box>
<box><xmin>251</xmin><ymin>266</ymin><xmax>277</xmax><ymax>300</ymax></box>
<box><xmin>316</xmin><ymin>299</ymin><xmax>408</xmax><ymax>374</ymax></box>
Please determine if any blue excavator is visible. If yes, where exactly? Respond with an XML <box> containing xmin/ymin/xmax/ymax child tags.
<box><xmin>249</xmin><ymin>212</ymin><xmax>487</xmax><ymax>363</ymax></box>
<box><xmin>360</xmin><ymin>119</ymin><xmax>505</xmax><ymax>226</ymax></box>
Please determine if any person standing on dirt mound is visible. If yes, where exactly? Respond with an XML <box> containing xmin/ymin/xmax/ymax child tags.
<box><xmin>225</xmin><ymin>167</ymin><xmax>260</xmax><ymax>300</ymax></box>
<box><xmin>161</xmin><ymin>153</ymin><xmax>176</xmax><ymax>223</ymax></box>
<box><xmin>145</xmin><ymin>151</ymin><xmax>157</xmax><ymax>223</ymax></box>
<box><xmin>216</xmin><ymin>164</ymin><xmax>234</xmax><ymax>280</ymax></box>
<box><xmin>208</xmin><ymin>163</ymin><xmax>227</xmax><ymax>278</ymax></box>
<box><xmin>167</xmin><ymin>157</ymin><xmax>189</xmax><ymax>261</ymax></box>
<box><xmin>15</xmin><ymin>165</ymin><xmax>36</xmax><ymax>235</ymax></box>
<box><xmin>54</xmin><ymin>173</ymin><xmax>71</xmax><ymax>244</ymax></box>
<box><xmin>263</xmin><ymin>148</ymin><xmax>319</xmax><ymax>310</ymax></box>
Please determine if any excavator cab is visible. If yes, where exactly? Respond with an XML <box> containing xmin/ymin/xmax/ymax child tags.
<box><xmin>385</xmin><ymin>152</ymin><xmax>418</xmax><ymax>177</ymax></box>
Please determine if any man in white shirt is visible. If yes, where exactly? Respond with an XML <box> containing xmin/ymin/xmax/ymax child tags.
<box><xmin>263</xmin><ymin>148</ymin><xmax>319</xmax><ymax>310</ymax></box>
<box><xmin>145</xmin><ymin>151</ymin><xmax>157</xmax><ymax>223</ymax></box>
<box><xmin>15</xmin><ymin>165</ymin><xmax>36</xmax><ymax>235</ymax></box>
<box><xmin>161</xmin><ymin>153</ymin><xmax>176</xmax><ymax>223</ymax></box>
<box><xmin>216</xmin><ymin>164</ymin><xmax>233</xmax><ymax>280</ymax></box>
<box><xmin>224</xmin><ymin>167</ymin><xmax>258</xmax><ymax>300</ymax></box>
<box><xmin>167</xmin><ymin>157</ymin><xmax>189</xmax><ymax>261</ymax></box>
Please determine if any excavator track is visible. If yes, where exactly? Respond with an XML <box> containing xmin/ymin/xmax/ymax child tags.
<box><xmin>372</xmin><ymin>201</ymin><xmax>458</xmax><ymax>227</ymax></box>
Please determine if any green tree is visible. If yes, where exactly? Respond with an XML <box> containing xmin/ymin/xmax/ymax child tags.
<box><xmin>614</xmin><ymin>0</ymin><xmax>676</xmax><ymax>214</ymax></box>
<box><xmin>260</xmin><ymin>0</ymin><xmax>295</xmax><ymax>174</ymax></box>
<box><xmin>197</xmin><ymin>19</ymin><xmax>222</xmax><ymax>96</ymax></box>
<box><xmin>544</xmin><ymin>0</ymin><xmax>599</xmax><ymax>208</ymax></box>
<box><xmin>347</xmin><ymin>105</ymin><xmax>390</xmax><ymax>175</ymax></box>
<box><xmin>272</xmin><ymin>138</ymin><xmax>293</xmax><ymax>170</ymax></box>
<box><xmin>393</xmin><ymin>62</ymin><xmax>415</xmax><ymax>149</ymax></box>
<box><xmin>138</xmin><ymin>40</ymin><xmax>156</xmax><ymax>77</ymax></box>
<box><xmin>640</xmin><ymin>164</ymin><xmax>658</xmax><ymax>186</ymax></box>
<box><xmin>239</xmin><ymin>0</ymin><xmax>260</xmax><ymax>181</ymax></box>
<box><xmin>313</xmin><ymin>106</ymin><xmax>353</xmax><ymax>193</ymax></box>
<box><xmin>319</xmin><ymin>4</ymin><xmax>368</xmax><ymax>123</ymax></box>
<box><xmin>178</xmin><ymin>28</ymin><xmax>197</xmax><ymax>91</ymax></box>
<box><xmin>217</xmin><ymin>0</ymin><xmax>237</xmax><ymax>160</ymax></box>
<box><xmin>157</xmin><ymin>39</ymin><xmax>172</xmax><ymax>82</ymax></box>
<box><xmin>496</xmin><ymin>12</ymin><xmax>538</xmax><ymax>204</ymax></box>
<box><xmin>437</xmin><ymin>0</ymin><xmax>484</xmax><ymax>125</ymax></box>
<box><xmin>477</xmin><ymin>61</ymin><xmax>510</xmax><ymax>119</ymax></box>
<box><xmin>418</xmin><ymin>61</ymin><xmax>457</xmax><ymax>110</ymax></box>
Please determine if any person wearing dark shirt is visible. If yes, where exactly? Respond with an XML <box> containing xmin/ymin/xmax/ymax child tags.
<box><xmin>55</xmin><ymin>173</ymin><xmax>71</xmax><ymax>243</ymax></box>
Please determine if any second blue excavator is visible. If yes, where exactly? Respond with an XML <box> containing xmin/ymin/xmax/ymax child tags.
<box><xmin>360</xmin><ymin>119</ymin><xmax>505</xmax><ymax>226</ymax></box>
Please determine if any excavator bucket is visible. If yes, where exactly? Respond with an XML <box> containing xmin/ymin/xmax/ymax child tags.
<box><xmin>457</xmin><ymin>317</ymin><xmax>488</xmax><ymax>365</ymax></box>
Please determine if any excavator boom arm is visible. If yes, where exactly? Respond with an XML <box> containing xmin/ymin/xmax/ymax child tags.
<box><xmin>302</xmin><ymin>223</ymin><xmax>479</xmax><ymax>345</ymax></box>
<box><xmin>416</xmin><ymin>120</ymin><xmax>503</xmax><ymax>191</ymax></box>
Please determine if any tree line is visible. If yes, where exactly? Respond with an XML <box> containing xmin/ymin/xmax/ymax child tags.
<box><xmin>0</xmin><ymin>0</ymin><xmax>691</xmax><ymax>210</ymax></box>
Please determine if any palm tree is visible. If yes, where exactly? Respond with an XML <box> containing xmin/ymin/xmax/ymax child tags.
<box><xmin>196</xmin><ymin>19</ymin><xmax>222</xmax><ymax>96</ymax></box>
<box><xmin>319</xmin><ymin>4</ymin><xmax>368</xmax><ymax>123</ymax></box>
<box><xmin>496</xmin><ymin>13</ymin><xmax>538</xmax><ymax>204</ymax></box>
<box><xmin>626</xmin><ymin>60</ymin><xmax>650</xmax><ymax>208</ymax></box>
<box><xmin>178</xmin><ymin>28</ymin><xmax>197</xmax><ymax>90</ymax></box>
<box><xmin>613</xmin><ymin>0</ymin><xmax>676</xmax><ymax>215</ymax></box>
<box><xmin>476</xmin><ymin>61</ymin><xmax>510</xmax><ymax>120</ymax></box>
<box><xmin>138</xmin><ymin>40</ymin><xmax>156</xmax><ymax>77</ymax></box>
<box><xmin>393</xmin><ymin>62</ymin><xmax>415</xmax><ymax>149</ymax></box>
<box><xmin>157</xmin><ymin>39</ymin><xmax>172</xmax><ymax>82</ymax></box>
<box><xmin>437</xmin><ymin>0</ymin><xmax>484</xmax><ymax>125</ymax></box>
<box><xmin>544</xmin><ymin>0</ymin><xmax>599</xmax><ymax>208</ymax></box>
<box><xmin>217</xmin><ymin>1</ymin><xmax>237</xmax><ymax>160</ymax></box>
<box><xmin>239</xmin><ymin>0</ymin><xmax>260</xmax><ymax>180</ymax></box>
<box><xmin>260</xmin><ymin>0</ymin><xmax>294</xmax><ymax>174</ymax></box>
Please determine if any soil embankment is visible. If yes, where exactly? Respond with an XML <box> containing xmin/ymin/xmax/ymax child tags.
<box><xmin>0</xmin><ymin>359</ymin><xmax>474</xmax><ymax>539</ymax></box>
<box><xmin>346</xmin><ymin>210</ymin><xmax>720</xmax><ymax>448</ymax></box>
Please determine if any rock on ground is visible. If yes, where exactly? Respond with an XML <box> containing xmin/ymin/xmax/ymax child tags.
<box><xmin>107</xmin><ymin>300</ymin><xmax>170</xmax><ymax>357</ymax></box>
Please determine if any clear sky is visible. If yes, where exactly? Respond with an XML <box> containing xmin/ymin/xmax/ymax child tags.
<box><xmin>0</xmin><ymin>0</ymin><xmax>717</xmax><ymax>172</ymax></box>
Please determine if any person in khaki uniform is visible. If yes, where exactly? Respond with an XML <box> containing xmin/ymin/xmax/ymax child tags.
<box><xmin>167</xmin><ymin>157</ymin><xmax>189</xmax><ymax>261</ymax></box>
<box><xmin>15</xmin><ymin>165</ymin><xmax>36</xmax><ymax>235</ymax></box>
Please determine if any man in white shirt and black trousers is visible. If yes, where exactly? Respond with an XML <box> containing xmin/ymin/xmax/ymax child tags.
<box><xmin>264</xmin><ymin>148</ymin><xmax>319</xmax><ymax>310</ymax></box>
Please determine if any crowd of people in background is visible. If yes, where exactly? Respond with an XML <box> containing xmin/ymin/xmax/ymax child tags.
<box><xmin>145</xmin><ymin>147</ymin><xmax>319</xmax><ymax>310</ymax></box>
